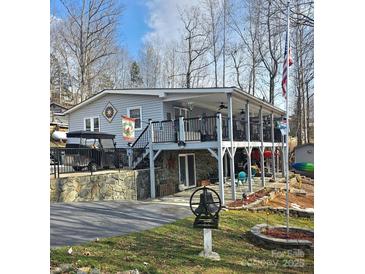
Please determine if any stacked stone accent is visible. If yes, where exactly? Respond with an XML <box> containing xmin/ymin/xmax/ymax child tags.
<box><xmin>51</xmin><ymin>171</ymin><xmax>141</xmax><ymax>202</ymax></box>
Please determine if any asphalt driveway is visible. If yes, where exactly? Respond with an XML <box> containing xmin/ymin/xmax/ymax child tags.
<box><xmin>50</xmin><ymin>200</ymin><xmax>191</xmax><ymax>247</ymax></box>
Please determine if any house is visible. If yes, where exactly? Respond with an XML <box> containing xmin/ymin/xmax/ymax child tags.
<box><xmin>50</xmin><ymin>102</ymin><xmax>69</xmax><ymax>147</ymax></box>
<box><xmin>62</xmin><ymin>87</ymin><xmax>286</xmax><ymax>204</ymax></box>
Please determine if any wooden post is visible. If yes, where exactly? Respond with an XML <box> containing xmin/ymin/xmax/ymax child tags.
<box><xmin>271</xmin><ymin>113</ymin><xmax>276</xmax><ymax>180</ymax></box>
<box><xmin>259</xmin><ymin>107</ymin><xmax>265</xmax><ymax>187</ymax></box>
<box><xmin>216</xmin><ymin>113</ymin><xmax>225</xmax><ymax>205</ymax></box>
<box><xmin>178</xmin><ymin>116</ymin><xmax>185</xmax><ymax>144</ymax></box>
<box><xmin>246</xmin><ymin>101</ymin><xmax>252</xmax><ymax>193</ymax></box>
<box><xmin>149</xmin><ymin>121</ymin><xmax>156</xmax><ymax>198</ymax></box>
<box><xmin>227</xmin><ymin>93</ymin><xmax>236</xmax><ymax>200</ymax></box>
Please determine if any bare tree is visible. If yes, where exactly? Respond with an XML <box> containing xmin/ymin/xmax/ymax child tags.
<box><xmin>229</xmin><ymin>0</ymin><xmax>262</xmax><ymax>96</ymax></box>
<box><xmin>257</xmin><ymin>0</ymin><xmax>283</xmax><ymax>105</ymax></box>
<box><xmin>178</xmin><ymin>6</ymin><xmax>213</xmax><ymax>88</ymax></box>
<box><xmin>139</xmin><ymin>41</ymin><xmax>162</xmax><ymax>88</ymax></box>
<box><xmin>202</xmin><ymin>0</ymin><xmax>223</xmax><ymax>87</ymax></box>
<box><xmin>58</xmin><ymin>0</ymin><xmax>122</xmax><ymax>102</ymax></box>
<box><xmin>290</xmin><ymin>0</ymin><xmax>314</xmax><ymax>144</ymax></box>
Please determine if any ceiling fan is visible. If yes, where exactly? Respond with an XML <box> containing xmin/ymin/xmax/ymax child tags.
<box><xmin>218</xmin><ymin>102</ymin><xmax>227</xmax><ymax>110</ymax></box>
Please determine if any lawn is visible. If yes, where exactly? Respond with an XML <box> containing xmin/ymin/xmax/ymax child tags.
<box><xmin>51</xmin><ymin>210</ymin><xmax>314</xmax><ymax>274</ymax></box>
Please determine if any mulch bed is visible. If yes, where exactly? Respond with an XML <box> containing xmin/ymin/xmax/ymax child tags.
<box><xmin>266</xmin><ymin>192</ymin><xmax>314</xmax><ymax>209</ymax></box>
<box><xmin>227</xmin><ymin>189</ymin><xmax>271</xmax><ymax>207</ymax></box>
<box><xmin>263</xmin><ymin>227</ymin><xmax>314</xmax><ymax>243</ymax></box>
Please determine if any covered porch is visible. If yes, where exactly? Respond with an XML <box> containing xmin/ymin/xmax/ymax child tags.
<box><xmin>130</xmin><ymin>88</ymin><xmax>287</xmax><ymax>205</ymax></box>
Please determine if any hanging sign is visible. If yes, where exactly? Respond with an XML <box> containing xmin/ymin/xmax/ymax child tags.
<box><xmin>122</xmin><ymin>116</ymin><xmax>136</xmax><ymax>142</ymax></box>
<box><xmin>103</xmin><ymin>101</ymin><xmax>118</xmax><ymax>123</ymax></box>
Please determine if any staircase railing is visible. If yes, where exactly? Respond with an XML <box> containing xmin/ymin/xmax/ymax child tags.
<box><xmin>130</xmin><ymin>123</ymin><xmax>150</xmax><ymax>167</ymax></box>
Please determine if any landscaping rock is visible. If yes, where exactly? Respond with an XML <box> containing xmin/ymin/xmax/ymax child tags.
<box><xmin>60</xmin><ymin>263</ymin><xmax>74</xmax><ymax>272</ymax></box>
<box><xmin>117</xmin><ymin>270</ymin><xmax>140</xmax><ymax>274</ymax></box>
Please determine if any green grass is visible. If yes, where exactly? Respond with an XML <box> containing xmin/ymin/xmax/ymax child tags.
<box><xmin>51</xmin><ymin>210</ymin><xmax>314</xmax><ymax>274</ymax></box>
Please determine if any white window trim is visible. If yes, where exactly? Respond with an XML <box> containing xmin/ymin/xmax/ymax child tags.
<box><xmin>84</xmin><ymin>116</ymin><xmax>101</xmax><ymax>132</ymax></box>
<box><xmin>127</xmin><ymin>106</ymin><xmax>142</xmax><ymax>130</ymax></box>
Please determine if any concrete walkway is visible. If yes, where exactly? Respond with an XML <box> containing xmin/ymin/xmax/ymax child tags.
<box><xmin>51</xmin><ymin>200</ymin><xmax>191</xmax><ymax>247</ymax></box>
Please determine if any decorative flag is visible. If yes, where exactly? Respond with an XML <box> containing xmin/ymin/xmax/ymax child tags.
<box><xmin>282</xmin><ymin>32</ymin><xmax>293</xmax><ymax>97</ymax></box>
<box><xmin>277</xmin><ymin>118</ymin><xmax>288</xmax><ymax>136</ymax></box>
<box><xmin>122</xmin><ymin>116</ymin><xmax>136</xmax><ymax>142</ymax></box>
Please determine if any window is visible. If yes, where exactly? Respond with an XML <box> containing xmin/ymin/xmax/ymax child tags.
<box><xmin>127</xmin><ymin>107</ymin><xmax>142</xmax><ymax>130</ymax></box>
<box><xmin>84</xmin><ymin>117</ymin><xmax>100</xmax><ymax>132</ymax></box>
<box><xmin>173</xmin><ymin>107</ymin><xmax>189</xmax><ymax>119</ymax></box>
<box><xmin>166</xmin><ymin>112</ymin><xmax>172</xmax><ymax>120</ymax></box>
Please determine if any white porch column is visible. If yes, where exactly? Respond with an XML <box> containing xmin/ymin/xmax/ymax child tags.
<box><xmin>224</xmin><ymin>152</ymin><xmax>228</xmax><ymax>177</ymax></box>
<box><xmin>178</xmin><ymin>116</ymin><xmax>185</xmax><ymax>144</ymax></box>
<box><xmin>227</xmin><ymin>93</ymin><xmax>236</xmax><ymax>200</ymax></box>
<box><xmin>216</xmin><ymin>112</ymin><xmax>225</xmax><ymax>205</ymax></box>
<box><xmin>271</xmin><ymin>113</ymin><xmax>276</xmax><ymax>180</ymax></box>
<box><xmin>245</xmin><ymin>101</ymin><xmax>253</xmax><ymax>193</ymax></box>
<box><xmin>149</xmin><ymin>121</ymin><xmax>156</xmax><ymax>199</ymax></box>
<box><xmin>259</xmin><ymin>107</ymin><xmax>265</xmax><ymax>187</ymax></box>
<box><xmin>281</xmin><ymin>132</ymin><xmax>285</xmax><ymax>178</ymax></box>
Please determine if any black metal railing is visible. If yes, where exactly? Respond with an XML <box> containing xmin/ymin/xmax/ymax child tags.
<box><xmin>199</xmin><ymin>116</ymin><xmax>217</xmax><ymax>141</ymax></box>
<box><xmin>184</xmin><ymin>117</ymin><xmax>203</xmax><ymax>141</ymax></box>
<box><xmin>152</xmin><ymin>120</ymin><xmax>177</xmax><ymax>143</ymax></box>
<box><xmin>131</xmin><ymin>124</ymin><xmax>150</xmax><ymax>149</ymax></box>
<box><xmin>263</xmin><ymin>124</ymin><xmax>272</xmax><ymax>142</ymax></box>
<box><xmin>232</xmin><ymin>119</ymin><xmax>246</xmax><ymax>141</ymax></box>
<box><xmin>50</xmin><ymin>147</ymin><xmax>128</xmax><ymax>178</ymax></box>
<box><xmin>250</xmin><ymin>122</ymin><xmax>261</xmax><ymax>141</ymax></box>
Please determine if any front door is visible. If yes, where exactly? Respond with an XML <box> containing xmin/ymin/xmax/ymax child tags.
<box><xmin>178</xmin><ymin>154</ymin><xmax>196</xmax><ymax>187</ymax></box>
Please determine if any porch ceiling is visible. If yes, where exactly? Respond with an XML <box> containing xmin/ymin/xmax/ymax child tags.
<box><xmin>164</xmin><ymin>91</ymin><xmax>284</xmax><ymax>117</ymax></box>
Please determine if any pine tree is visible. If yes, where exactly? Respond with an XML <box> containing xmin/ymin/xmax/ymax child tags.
<box><xmin>130</xmin><ymin>61</ymin><xmax>143</xmax><ymax>87</ymax></box>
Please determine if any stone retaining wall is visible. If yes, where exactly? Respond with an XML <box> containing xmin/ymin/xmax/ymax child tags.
<box><xmin>51</xmin><ymin>170</ymin><xmax>150</xmax><ymax>203</ymax></box>
<box><xmin>51</xmin><ymin>149</ymin><xmax>218</xmax><ymax>203</ymax></box>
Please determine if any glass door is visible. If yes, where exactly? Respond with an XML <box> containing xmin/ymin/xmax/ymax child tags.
<box><xmin>178</xmin><ymin>154</ymin><xmax>196</xmax><ymax>188</ymax></box>
<box><xmin>178</xmin><ymin>155</ymin><xmax>187</xmax><ymax>186</ymax></box>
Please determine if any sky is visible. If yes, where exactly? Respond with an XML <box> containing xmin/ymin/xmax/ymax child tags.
<box><xmin>50</xmin><ymin>0</ymin><xmax>198</xmax><ymax>58</ymax></box>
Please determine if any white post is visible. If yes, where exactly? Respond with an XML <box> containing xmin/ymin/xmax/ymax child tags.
<box><xmin>216</xmin><ymin>113</ymin><xmax>225</xmax><ymax>205</ymax></box>
<box><xmin>203</xmin><ymin>228</ymin><xmax>212</xmax><ymax>254</ymax></box>
<box><xmin>284</xmin><ymin>0</ymin><xmax>291</xmax><ymax>234</ymax></box>
<box><xmin>224</xmin><ymin>153</ymin><xmax>228</xmax><ymax>177</ymax></box>
<box><xmin>222</xmin><ymin>0</ymin><xmax>226</xmax><ymax>87</ymax></box>
<box><xmin>199</xmin><ymin>228</ymin><xmax>220</xmax><ymax>260</ymax></box>
<box><xmin>245</xmin><ymin>101</ymin><xmax>252</xmax><ymax>193</ymax></box>
<box><xmin>227</xmin><ymin>93</ymin><xmax>236</xmax><ymax>200</ymax></box>
<box><xmin>178</xmin><ymin>116</ymin><xmax>185</xmax><ymax>144</ymax></box>
<box><xmin>149</xmin><ymin>121</ymin><xmax>156</xmax><ymax>199</ymax></box>
<box><xmin>281</xmin><ymin>133</ymin><xmax>285</xmax><ymax>177</ymax></box>
<box><xmin>259</xmin><ymin>107</ymin><xmax>265</xmax><ymax>187</ymax></box>
<box><xmin>271</xmin><ymin>113</ymin><xmax>276</xmax><ymax>180</ymax></box>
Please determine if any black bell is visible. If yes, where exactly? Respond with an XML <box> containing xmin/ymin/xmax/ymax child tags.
<box><xmin>195</xmin><ymin>191</ymin><xmax>219</xmax><ymax>216</ymax></box>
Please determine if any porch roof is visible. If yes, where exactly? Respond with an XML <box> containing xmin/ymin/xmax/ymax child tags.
<box><xmin>63</xmin><ymin>87</ymin><xmax>285</xmax><ymax>116</ymax></box>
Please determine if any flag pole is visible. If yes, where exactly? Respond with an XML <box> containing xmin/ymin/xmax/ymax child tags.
<box><xmin>285</xmin><ymin>0</ymin><xmax>291</xmax><ymax>236</ymax></box>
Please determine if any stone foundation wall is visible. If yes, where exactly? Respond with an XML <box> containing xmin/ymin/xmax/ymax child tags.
<box><xmin>51</xmin><ymin>149</ymin><xmax>218</xmax><ymax>202</ymax></box>
<box><xmin>156</xmin><ymin>150</ymin><xmax>218</xmax><ymax>190</ymax></box>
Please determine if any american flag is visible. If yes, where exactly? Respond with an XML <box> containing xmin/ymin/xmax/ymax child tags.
<box><xmin>282</xmin><ymin>32</ymin><xmax>293</xmax><ymax>97</ymax></box>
